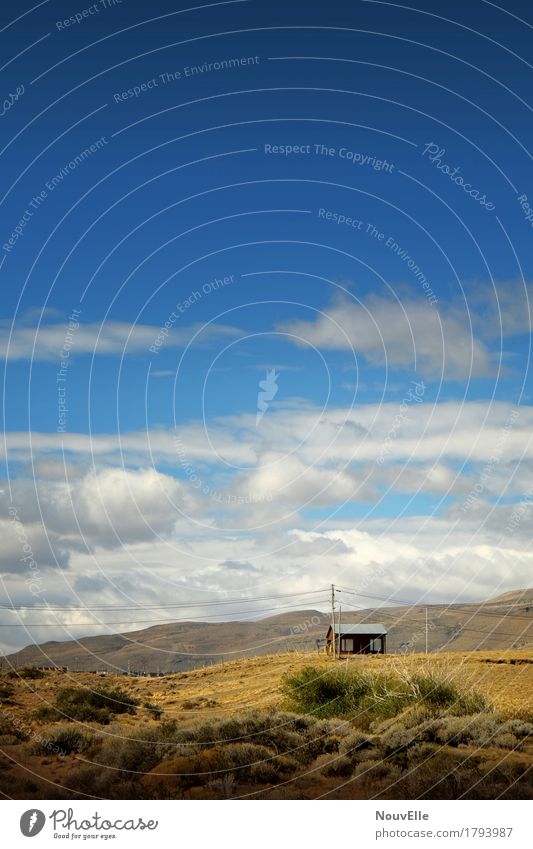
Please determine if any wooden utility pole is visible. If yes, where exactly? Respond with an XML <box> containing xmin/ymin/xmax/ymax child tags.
<box><xmin>425</xmin><ymin>608</ymin><xmax>428</xmax><ymax>655</ymax></box>
<box><xmin>330</xmin><ymin>584</ymin><xmax>336</xmax><ymax>659</ymax></box>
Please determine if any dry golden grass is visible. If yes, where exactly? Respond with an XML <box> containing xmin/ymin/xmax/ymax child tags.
<box><xmin>3</xmin><ymin>647</ymin><xmax>532</xmax><ymax>728</ymax></box>
<box><xmin>1</xmin><ymin>649</ymin><xmax>533</xmax><ymax>800</ymax></box>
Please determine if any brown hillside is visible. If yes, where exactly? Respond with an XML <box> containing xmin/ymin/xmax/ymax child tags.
<box><xmin>2</xmin><ymin>592</ymin><xmax>532</xmax><ymax>674</ymax></box>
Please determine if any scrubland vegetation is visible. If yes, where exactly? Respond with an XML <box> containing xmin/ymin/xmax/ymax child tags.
<box><xmin>1</xmin><ymin>653</ymin><xmax>532</xmax><ymax>799</ymax></box>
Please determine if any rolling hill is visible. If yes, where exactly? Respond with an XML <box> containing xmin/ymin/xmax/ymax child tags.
<box><xmin>2</xmin><ymin>590</ymin><xmax>532</xmax><ymax>674</ymax></box>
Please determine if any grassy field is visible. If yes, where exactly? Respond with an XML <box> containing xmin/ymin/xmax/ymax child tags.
<box><xmin>1</xmin><ymin>649</ymin><xmax>532</xmax><ymax>800</ymax></box>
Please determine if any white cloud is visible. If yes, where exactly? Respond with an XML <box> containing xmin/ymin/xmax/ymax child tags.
<box><xmin>0</xmin><ymin>468</ymin><xmax>194</xmax><ymax>554</ymax></box>
<box><xmin>278</xmin><ymin>295</ymin><xmax>495</xmax><ymax>379</ymax></box>
<box><xmin>1</xmin><ymin>397</ymin><xmax>532</xmax><ymax>651</ymax></box>
<box><xmin>3</xmin><ymin>511</ymin><xmax>532</xmax><ymax>653</ymax></box>
<box><xmin>72</xmin><ymin>467</ymin><xmax>190</xmax><ymax>547</ymax></box>
<box><xmin>0</xmin><ymin>318</ymin><xmax>239</xmax><ymax>361</ymax></box>
<box><xmin>233</xmin><ymin>451</ymin><xmax>377</xmax><ymax>507</ymax></box>
<box><xmin>3</xmin><ymin>401</ymin><xmax>533</xmax><ymax>484</ymax></box>
<box><xmin>0</xmin><ymin>516</ymin><xmax>69</xmax><ymax>575</ymax></box>
<box><xmin>472</xmin><ymin>280</ymin><xmax>533</xmax><ymax>338</ymax></box>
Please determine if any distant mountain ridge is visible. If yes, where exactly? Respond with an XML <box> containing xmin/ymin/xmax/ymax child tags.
<box><xmin>3</xmin><ymin>591</ymin><xmax>532</xmax><ymax>674</ymax></box>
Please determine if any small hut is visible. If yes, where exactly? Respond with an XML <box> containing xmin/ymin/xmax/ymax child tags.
<box><xmin>325</xmin><ymin>623</ymin><xmax>387</xmax><ymax>656</ymax></box>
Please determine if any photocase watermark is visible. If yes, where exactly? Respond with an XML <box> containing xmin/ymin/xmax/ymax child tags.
<box><xmin>382</xmin><ymin>233</ymin><xmax>438</xmax><ymax>305</ymax></box>
<box><xmin>49</xmin><ymin>808</ymin><xmax>158</xmax><ymax>834</ymax></box>
<box><xmin>20</xmin><ymin>809</ymin><xmax>46</xmax><ymax>837</ymax></box>
<box><xmin>17</xmin><ymin>806</ymin><xmax>159</xmax><ymax>837</ymax></box>
<box><xmin>3</xmin><ymin>138</ymin><xmax>108</xmax><ymax>254</ymax></box>
<box><xmin>517</xmin><ymin>193</ymin><xmax>533</xmax><ymax>230</ymax></box>
<box><xmin>421</xmin><ymin>143</ymin><xmax>495</xmax><ymax>212</ymax></box>
<box><xmin>265</xmin><ymin>142</ymin><xmax>394</xmax><ymax>172</ymax></box>
<box><xmin>0</xmin><ymin>704</ymin><xmax>65</xmax><ymax>758</ymax></box>
<box><xmin>365</xmin><ymin>222</ymin><xmax>437</xmax><ymax>305</ymax></box>
<box><xmin>256</xmin><ymin>368</ymin><xmax>279</xmax><ymax>425</ymax></box>
<box><xmin>460</xmin><ymin>408</ymin><xmax>519</xmax><ymax>513</ymax></box>
<box><xmin>376</xmin><ymin>380</ymin><xmax>426</xmax><ymax>465</ymax></box>
<box><xmin>1</xmin><ymin>84</ymin><xmax>24</xmax><ymax>118</ymax></box>
<box><xmin>505</xmin><ymin>484</ymin><xmax>533</xmax><ymax>534</ymax></box>
<box><xmin>56</xmin><ymin>0</ymin><xmax>123</xmax><ymax>31</ymax></box>
<box><xmin>148</xmin><ymin>274</ymin><xmax>234</xmax><ymax>354</ymax></box>
<box><xmin>317</xmin><ymin>210</ymin><xmax>437</xmax><ymax>305</ymax></box>
<box><xmin>45</xmin><ymin>138</ymin><xmax>108</xmax><ymax>191</ymax></box>
<box><xmin>398</xmin><ymin>621</ymin><xmax>436</xmax><ymax>654</ymax></box>
<box><xmin>8</xmin><ymin>505</ymin><xmax>43</xmax><ymax>596</ymax></box>
<box><xmin>113</xmin><ymin>56</ymin><xmax>260</xmax><ymax>103</ymax></box>
<box><xmin>290</xmin><ymin>613</ymin><xmax>322</xmax><ymax>636</ymax></box>
<box><xmin>57</xmin><ymin>309</ymin><xmax>82</xmax><ymax>433</ymax></box>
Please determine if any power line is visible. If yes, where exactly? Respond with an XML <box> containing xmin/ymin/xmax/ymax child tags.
<box><xmin>338</xmin><ymin>603</ymin><xmax>532</xmax><ymax>641</ymax></box>
<box><xmin>0</xmin><ymin>587</ymin><xmax>329</xmax><ymax>612</ymax></box>
<box><xmin>337</xmin><ymin>588</ymin><xmax>533</xmax><ymax>621</ymax></box>
<box><xmin>339</xmin><ymin>586</ymin><xmax>533</xmax><ymax>610</ymax></box>
<box><xmin>0</xmin><ymin>598</ymin><xmax>331</xmax><ymax>627</ymax></box>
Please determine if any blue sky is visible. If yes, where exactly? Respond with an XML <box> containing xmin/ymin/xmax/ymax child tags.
<box><xmin>1</xmin><ymin>0</ymin><xmax>532</xmax><ymax>652</ymax></box>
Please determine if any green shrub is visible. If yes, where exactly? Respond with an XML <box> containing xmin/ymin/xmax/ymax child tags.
<box><xmin>222</xmin><ymin>742</ymin><xmax>274</xmax><ymax>769</ymax></box>
<box><xmin>67</xmin><ymin>764</ymin><xmax>143</xmax><ymax>800</ymax></box>
<box><xmin>282</xmin><ymin>666</ymin><xmax>373</xmax><ymax>719</ymax></box>
<box><xmin>34</xmin><ymin>706</ymin><xmax>61</xmax><ymax>721</ymax></box>
<box><xmin>182</xmin><ymin>697</ymin><xmax>218</xmax><ymax>710</ymax></box>
<box><xmin>143</xmin><ymin>701</ymin><xmax>163</xmax><ymax>720</ymax></box>
<box><xmin>93</xmin><ymin>735</ymin><xmax>173</xmax><ymax>774</ymax></box>
<box><xmin>0</xmin><ymin>715</ymin><xmax>28</xmax><ymax>744</ymax></box>
<box><xmin>360</xmin><ymin>677</ymin><xmax>410</xmax><ymax>723</ymax></box>
<box><xmin>89</xmin><ymin>717</ymin><xmax>202</xmax><ymax>776</ymax></box>
<box><xmin>191</xmin><ymin>710</ymin><xmax>318</xmax><ymax>762</ymax></box>
<box><xmin>9</xmin><ymin>667</ymin><xmax>46</xmax><ymax>680</ymax></box>
<box><xmin>123</xmin><ymin>709</ymin><xmax>351</xmax><ymax>779</ymax></box>
<box><xmin>413</xmin><ymin>674</ymin><xmax>460</xmax><ymax>707</ymax></box>
<box><xmin>35</xmin><ymin>686</ymin><xmax>138</xmax><ymax>725</ymax></box>
<box><xmin>452</xmin><ymin>690</ymin><xmax>489</xmax><ymax>715</ymax></box>
<box><xmin>30</xmin><ymin>725</ymin><xmax>93</xmax><ymax>756</ymax></box>
<box><xmin>274</xmin><ymin>753</ymin><xmax>301</xmax><ymax>775</ymax></box>
<box><xmin>0</xmin><ymin>683</ymin><xmax>14</xmax><ymax>702</ymax></box>
<box><xmin>282</xmin><ymin>665</ymin><xmax>488</xmax><ymax>725</ymax></box>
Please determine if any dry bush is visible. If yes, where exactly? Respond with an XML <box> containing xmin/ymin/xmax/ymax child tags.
<box><xmin>379</xmin><ymin>725</ymin><xmax>423</xmax><ymax>757</ymax></box>
<box><xmin>0</xmin><ymin>715</ymin><xmax>28</xmax><ymax>744</ymax></box>
<box><xmin>29</xmin><ymin>725</ymin><xmax>93</xmax><ymax>756</ymax></box>
<box><xmin>0</xmin><ymin>682</ymin><xmax>15</xmax><ymax>703</ymax></box>
<box><xmin>67</xmin><ymin>764</ymin><xmax>146</xmax><ymax>800</ymax></box>
<box><xmin>9</xmin><ymin>668</ymin><xmax>46</xmax><ymax>680</ymax></box>
<box><xmin>248</xmin><ymin>760</ymin><xmax>280</xmax><ymax>784</ymax></box>
<box><xmin>206</xmin><ymin>773</ymin><xmax>236</xmax><ymax>798</ymax></box>
<box><xmin>319</xmin><ymin>754</ymin><xmax>354</xmax><ymax>777</ymax></box>
<box><xmin>421</xmin><ymin>714</ymin><xmax>511</xmax><ymax>748</ymax></box>
<box><xmin>498</xmin><ymin>719</ymin><xmax>533</xmax><ymax>739</ymax></box>
<box><xmin>34</xmin><ymin>685</ymin><xmax>139</xmax><ymax>725</ymax></box>
<box><xmin>352</xmin><ymin>758</ymin><xmax>403</xmax><ymax>784</ymax></box>
<box><xmin>339</xmin><ymin>730</ymin><xmax>374</xmax><ymax>756</ymax></box>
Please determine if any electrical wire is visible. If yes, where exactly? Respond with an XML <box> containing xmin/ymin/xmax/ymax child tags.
<box><xmin>0</xmin><ymin>598</ymin><xmax>331</xmax><ymax>627</ymax></box>
<box><xmin>0</xmin><ymin>587</ymin><xmax>329</xmax><ymax>612</ymax></box>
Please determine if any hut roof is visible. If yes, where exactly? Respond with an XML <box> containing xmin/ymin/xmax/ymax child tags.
<box><xmin>330</xmin><ymin>623</ymin><xmax>387</xmax><ymax>636</ymax></box>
